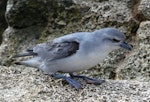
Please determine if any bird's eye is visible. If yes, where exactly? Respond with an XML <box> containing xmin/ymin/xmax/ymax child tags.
<box><xmin>112</xmin><ymin>39</ymin><xmax>120</xmax><ymax>42</ymax></box>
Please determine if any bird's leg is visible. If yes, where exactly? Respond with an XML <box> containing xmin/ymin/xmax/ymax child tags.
<box><xmin>51</xmin><ymin>73</ymin><xmax>82</xmax><ymax>89</ymax></box>
<box><xmin>69</xmin><ymin>73</ymin><xmax>105</xmax><ymax>84</ymax></box>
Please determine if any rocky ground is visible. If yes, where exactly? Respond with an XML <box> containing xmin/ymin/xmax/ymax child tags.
<box><xmin>0</xmin><ymin>65</ymin><xmax>150</xmax><ymax>102</ymax></box>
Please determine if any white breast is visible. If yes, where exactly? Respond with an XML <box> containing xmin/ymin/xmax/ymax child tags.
<box><xmin>51</xmin><ymin>49</ymin><xmax>109</xmax><ymax>73</ymax></box>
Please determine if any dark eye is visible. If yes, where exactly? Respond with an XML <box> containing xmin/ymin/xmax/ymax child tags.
<box><xmin>112</xmin><ymin>39</ymin><xmax>120</xmax><ymax>42</ymax></box>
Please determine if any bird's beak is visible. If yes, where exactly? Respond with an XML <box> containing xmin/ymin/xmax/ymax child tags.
<box><xmin>120</xmin><ymin>42</ymin><xmax>133</xmax><ymax>51</ymax></box>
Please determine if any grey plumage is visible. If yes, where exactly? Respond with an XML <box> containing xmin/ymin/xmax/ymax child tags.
<box><xmin>15</xmin><ymin>28</ymin><xmax>132</xmax><ymax>89</ymax></box>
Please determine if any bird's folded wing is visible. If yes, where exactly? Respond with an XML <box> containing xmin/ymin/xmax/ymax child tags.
<box><xmin>33</xmin><ymin>39</ymin><xmax>80</xmax><ymax>61</ymax></box>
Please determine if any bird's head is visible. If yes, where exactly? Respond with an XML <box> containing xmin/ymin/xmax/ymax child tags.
<box><xmin>95</xmin><ymin>28</ymin><xmax>133</xmax><ymax>51</ymax></box>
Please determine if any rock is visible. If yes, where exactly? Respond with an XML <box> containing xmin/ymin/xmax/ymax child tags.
<box><xmin>0</xmin><ymin>0</ymin><xmax>52</xmax><ymax>65</ymax></box>
<box><xmin>137</xmin><ymin>21</ymin><xmax>150</xmax><ymax>40</ymax></box>
<box><xmin>0</xmin><ymin>65</ymin><xmax>149</xmax><ymax>101</ymax></box>
<box><xmin>0</xmin><ymin>26</ymin><xmax>44</xmax><ymax>66</ymax></box>
<box><xmin>57</xmin><ymin>20</ymin><xmax>66</xmax><ymax>26</ymax></box>
<box><xmin>118</xmin><ymin>21</ymin><xmax>150</xmax><ymax>81</ymax></box>
<box><xmin>138</xmin><ymin>0</ymin><xmax>150</xmax><ymax>20</ymax></box>
<box><xmin>5</xmin><ymin>0</ymin><xmax>48</xmax><ymax>28</ymax></box>
<box><xmin>0</xmin><ymin>0</ymin><xmax>8</xmax><ymax>44</ymax></box>
<box><xmin>75</xmin><ymin>0</ymin><xmax>137</xmax><ymax>33</ymax></box>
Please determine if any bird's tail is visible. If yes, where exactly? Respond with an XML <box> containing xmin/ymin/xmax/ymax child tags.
<box><xmin>14</xmin><ymin>49</ymin><xmax>37</xmax><ymax>57</ymax></box>
<box><xmin>14</xmin><ymin>48</ymin><xmax>39</xmax><ymax>68</ymax></box>
<box><xmin>15</xmin><ymin>57</ymin><xmax>41</xmax><ymax>68</ymax></box>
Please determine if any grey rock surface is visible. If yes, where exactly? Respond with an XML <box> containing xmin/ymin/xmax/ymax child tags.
<box><xmin>0</xmin><ymin>26</ymin><xmax>45</xmax><ymax>66</ymax></box>
<box><xmin>118</xmin><ymin>21</ymin><xmax>150</xmax><ymax>81</ymax></box>
<box><xmin>5</xmin><ymin>0</ymin><xmax>48</xmax><ymax>28</ymax></box>
<box><xmin>138</xmin><ymin>0</ymin><xmax>150</xmax><ymax>20</ymax></box>
<box><xmin>0</xmin><ymin>0</ymin><xmax>8</xmax><ymax>44</ymax></box>
<box><xmin>0</xmin><ymin>65</ymin><xmax>150</xmax><ymax>102</ymax></box>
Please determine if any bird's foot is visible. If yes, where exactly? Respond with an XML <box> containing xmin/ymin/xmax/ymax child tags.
<box><xmin>52</xmin><ymin>74</ymin><xmax>82</xmax><ymax>89</ymax></box>
<box><xmin>69</xmin><ymin>73</ymin><xmax>105</xmax><ymax>85</ymax></box>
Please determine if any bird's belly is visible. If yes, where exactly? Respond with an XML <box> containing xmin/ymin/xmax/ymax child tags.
<box><xmin>54</xmin><ymin>53</ymin><xmax>106</xmax><ymax>73</ymax></box>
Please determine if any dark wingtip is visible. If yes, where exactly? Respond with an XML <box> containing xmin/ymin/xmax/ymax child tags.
<box><xmin>15</xmin><ymin>62</ymin><xmax>21</xmax><ymax>65</ymax></box>
<box><xmin>13</xmin><ymin>51</ymin><xmax>38</xmax><ymax>58</ymax></box>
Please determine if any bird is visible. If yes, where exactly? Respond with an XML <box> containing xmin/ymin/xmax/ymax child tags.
<box><xmin>15</xmin><ymin>28</ymin><xmax>133</xmax><ymax>89</ymax></box>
